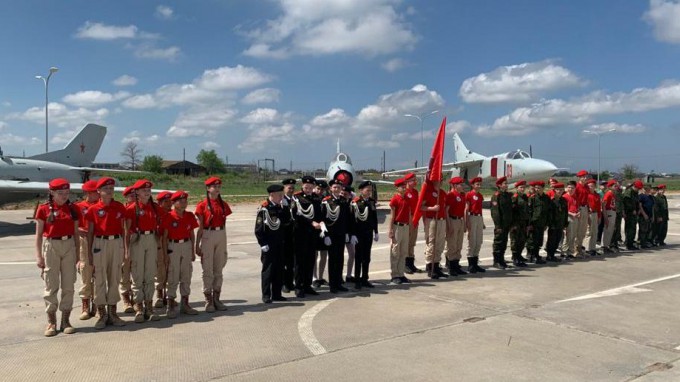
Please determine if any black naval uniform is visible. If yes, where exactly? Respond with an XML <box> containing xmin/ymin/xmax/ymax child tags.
<box><xmin>527</xmin><ymin>191</ymin><xmax>551</xmax><ymax>264</ymax></box>
<box><xmin>292</xmin><ymin>191</ymin><xmax>321</xmax><ymax>297</ymax></box>
<box><xmin>255</xmin><ymin>199</ymin><xmax>290</xmax><ymax>302</ymax></box>
<box><xmin>490</xmin><ymin>189</ymin><xmax>513</xmax><ymax>269</ymax></box>
<box><xmin>320</xmin><ymin>194</ymin><xmax>354</xmax><ymax>292</ymax></box>
<box><xmin>281</xmin><ymin>194</ymin><xmax>296</xmax><ymax>291</ymax></box>
<box><xmin>351</xmin><ymin>195</ymin><xmax>378</xmax><ymax>288</ymax></box>
<box><xmin>546</xmin><ymin>193</ymin><xmax>568</xmax><ymax>261</ymax></box>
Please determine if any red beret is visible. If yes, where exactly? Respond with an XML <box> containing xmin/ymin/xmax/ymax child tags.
<box><xmin>585</xmin><ymin>179</ymin><xmax>596</xmax><ymax>185</ymax></box>
<box><xmin>470</xmin><ymin>177</ymin><xmax>482</xmax><ymax>185</ymax></box>
<box><xmin>404</xmin><ymin>173</ymin><xmax>416</xmax><ymax>181</ymax></box>
<box><xmin>156</xmin><ymin>191</ymin><xmax>172</xmax><ymax>201</ymax></box>
<box><xmin>49</xmin><ymin>178</ymin><xmax>70</xmax><ymax>190</ymax></box>
<box><xmin>205</xmin><ymin>177</ymin><xmax>222</xmax><ymax>186</ymax></box>
<box><xmin>514</xmin><ymin>180</ymin><xmax>527</xmax><ymax>187</ymax></box>
<box><xmin>529</xmin><ymin>181</ymin><xmax>545</xmax><ymax>187</ymax></box>
<box><xmin>394</xmin><ymin>178</ymin><xmax>406</xmax><ymax>187</ymax></box>
<box><xmin>606</xmin><ymin>180</ymin><xmax>618</xmax><ymax>187</ymax></box>
<box><xmin>552</xmin><ymin>182</ymin><xmax>565</xmax><ymax>189</ymax></box>
<box><xmin>132</xmin><ymin>179</ymin><xmax>153</xmax><ymax>190</ymax></box>
<box><xmin>82</xmin><ymin>180</ymin><xmax>98</xmax><ymax>192</ymax></box>
<box><xmin>658</xmin><ymin>184</ymin><xmax>666</xmax><ymax>190</ymax></box>
<box><xmin>170</xmin><ymin>190</ymin><xmax>188</xmax><ymax>201</ymax></box>
<box><xmin>96</xmin><ymin>177</ymin><xmax>115</xmax><ymax>189</ymax></box>
<box><xmin>576</xmin><ymin>170</ymin><xmax>589</xmax><ymax>177</ymax></box>
<box><xmin>549</xmin><ymin>177</ymin><xmax>557</xmax><ymax>183</ymax></box>
<box><xmin>122</xmin><ymin>186</ymin><xmax>133</xmax><ymax>196</ymax></box>
<box><xmin>495</xmin><ymin>176</ymin><xmax>507</xmax><ymax>187</ymax></box>
<box><xmin>449</xmin><ymin>176</ymin><xmax>464</xmax><ymax>185</ymax></box>
<box><xmin>633</xmin><ymin>180</ymin><xmax>644</xmax><ymax>189</ymax></box>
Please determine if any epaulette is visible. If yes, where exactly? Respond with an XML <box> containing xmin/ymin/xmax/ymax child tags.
<box><xmin>494</xmin><ymin>191</ymin><xmax>500</xmax><ymax>196</ymax></box>
<box><xmin>261</xmin><ymin>200</ymin><xmax>269</xmax><ymax>207</ymax></box>
<box><xmin>513</xmin><ymin>193</ymin><xmax>519</xmax><ymax>197</ymax></box>
<box><xmin>353</xmin><ymin>196</ymin><xmax>361</xmax><ymax>202</ymax></box>
<box><xmin>294</xmin><ymin>191</ymin><xmax>303</xmax><ymax>197</ymax></box>
<box><xmin>323</xmin><ymin>195</ymin><xmax>332</xmax><ymax>201</ymax></box>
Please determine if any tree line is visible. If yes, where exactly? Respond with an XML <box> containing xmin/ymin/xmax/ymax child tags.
<box><xmin>120</xmin><ymin>142</ymin><xmax>226</xmax><ymax>174</ymax></box>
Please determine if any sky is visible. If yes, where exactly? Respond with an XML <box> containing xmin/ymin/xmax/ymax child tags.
<box><xmin>1</xmin><ymin>0</ymin><xmax>680</xmax><ymax>174</ymax></box>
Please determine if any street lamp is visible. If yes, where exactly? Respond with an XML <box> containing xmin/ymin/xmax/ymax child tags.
<box><xmin>35</xmin><ymin>66</ymin><xmax>59</xmax><ymax>153</ymax></box>
<box><xmin>404</xmin><ymin>109</ymin><xmax>439</xmax><ymax>167</ymax></box>
<box><xmin>583</xmin><ymin>128</ymin><xmax>616</xmax><ymax>184</ymax></box>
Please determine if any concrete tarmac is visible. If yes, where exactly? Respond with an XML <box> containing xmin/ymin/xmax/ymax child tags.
<box><xmin>0</xmin><ymin>200</ymin><xmax>679</xmax><ymax>382</ymax></box>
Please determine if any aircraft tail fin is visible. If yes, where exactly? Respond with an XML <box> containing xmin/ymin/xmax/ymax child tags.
<box><xmin>29</xmin><ymin>123</ymin><xmax>106</xmax><ymax>167</ymax></box>
<box><xmin>452</xmin><ymin>133</ymin><xmax>485</xmax><ymax>163</ymax></box>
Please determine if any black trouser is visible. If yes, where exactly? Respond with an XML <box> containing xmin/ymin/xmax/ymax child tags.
<box><xmin>656</xmin><ymin>220</ymin><xmax>668</xmax><ymax>243</ymax></box>
<box><xmin>492</xmin><ymin>226</ymin><xmax>510</xmax><ymax>255</ymax></box>
<box><xmin>597</xmin><ymin>217</ymin><xmax>604</xmax><ymax>243</ymax></box>
<box><xmin>354</xmin><ymin>231</ymin><xmax>373</xmax><ymax>282</ymax></box>
<box><xmin>546</xmin><ymin>227</ymin><xmax>564</xmax><ymax>256</ymax></box>
<box><xmin>261</xmin><ymin>244</ymin><xmax>283</xmax><ymax>299</ymax></box>
<box><xmin>327</xmin><ymin>234</ymin><xmax>345</xmax><ymax>288</ymax></box>
<box><xmin>613</xmin><ymin>213</ymin><xmax>623</xmax><ymax>245</ymax></box>
<box><xmin>624</xmin><ymin>214</ymin><xmax>638</xmax><ymax>246</ymax></box>
<box><xmin>294</xmin><ymin>231</ymin><xmax>316</xmax><ymax>290</ymax></box>
<box><xmin>510</xmin><ymin>222</ymin><xmax>527</xmax><ymax>256</ymax></box>
<box><xmin>526</xmin><ymin>225</ymin><xmax>545</xmax><ymax>256</ymax></box>
<box><xmin>282</xmin><ymin>229</ymin><xmax>295</xmax><ymax>289</ymax></box>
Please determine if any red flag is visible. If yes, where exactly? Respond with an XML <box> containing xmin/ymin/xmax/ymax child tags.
<box><xmin>412</xmin><ymin>117</ymin><xmax>446</xmax><ymax>225</ymax></box>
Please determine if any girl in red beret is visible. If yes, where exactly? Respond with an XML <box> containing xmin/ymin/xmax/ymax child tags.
<box><xmin>74</xmin><ymin>180</ymin><xmax>99</xmax><ymax>320</ymax></box>
<box><xmin>34</xmin><ymin>178</ymin><xmax>80</xmax><ymax>337</ymax></box>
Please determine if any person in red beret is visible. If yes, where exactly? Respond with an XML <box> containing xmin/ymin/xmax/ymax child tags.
<box><xmin>490</xmin><ymin>177</ymin><xmax>512</xmax><ymax>269</ymax></box>
<box><xmin>124</xmin><ymin>179</ymin><xmax>162</xmax><ymax>323</ymax></box>
<box><xmin>653</xmin><ymin>184</ymin><xmax>669</xmax><ymax>246</ymax></box>
<box><xmin>420</xmin><ymin>178</ymin><xmax>449</xmax><ymax>280</ymax></box>
<box><xmin>119</xmin><ymin>184</ymin><xmax>135</xmax><ymax>313</ymax></box>
<box><xmin>465</xmin><ymin>177</ymin><xmax>486</xmax><ymax>273</ymax></box>
<box><xmin>403</xmin><ymin>173</ymin><xmax>423</xmax><ymax>274</ymax></box>
<box><xmin>510</xmin><ymin>180</ymin><xmax>530</xmax><ymax>267</ymax></box>
<box><xmin>621</xmin><ymin>180</ymin><xmax>642</xmax><ymax>250</ymax></box>
<box><xmin>161</xmin><ymin>191</ymin><xmax>199</xmax><ymax>317</ymax></box>
<box><xmin>195</xmin><ymin>176</ymin><xmax>232</xmax><ymax>312</ymax></box>
<box><xmin>122</xmin><ymin>186</ymin><xmax>135</xmax><ymax>206</ymax></box>
<box><xmin>35</xmin><ymin>178</ymin><xmax>80</xmax><ymax>337</ymax></box>
<box><xmin>86</xmin><ymin>177</ymin><xmax>127</xmax><ymax>329</ymax></box>
<box><xmin>601</xmin><ymin>180</ymin><xmax>619</xmax><ymax>253</ymax></box>
<box><xmin>574</xmin><ymin>170</ymin><xmax>591</xmax><ymax>257</ymax></box>
<box><xmin>585</xmin><ymin>180</ymin><xmax>602</xmax><ymax>256</ymax></box>
<box><xmin>545</xmin><ymin>182</ymin><xmax>568</xmax><ymax>262</ymax></box>
<box><xmin>74</xmin><ymin>180</ymin><xmax>100</xmax><ymax>320</ymax></box>
<box><xmin>444</xmin><ymin>177</ymin><xmax>468</xmax><ymax>274</ymax></box>
<box><xmin>526</xmin><ymin>181</ymin><xmax>550</xmax><ymax>264</ymax></box>
<box><xmin>388</xmin><ymin>178</ymin><xmax>411</xmax><ymax>284</ymax></box>
<box><xmin>153</xmin><ymin>191</ymin><xmax>173</xmax><ymax>310</ymax></box>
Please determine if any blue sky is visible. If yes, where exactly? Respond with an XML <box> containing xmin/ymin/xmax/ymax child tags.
<box><xmin>1</xmin><ymin>0</ymin><xmax>680</xmax><ymax>173</ymax></box>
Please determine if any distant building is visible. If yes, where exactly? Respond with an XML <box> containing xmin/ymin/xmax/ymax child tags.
<box><xmin>225</xmin><ymin>163</ymin><xmax>257</xmax><ymax>173</ymax></box>
<box><xmin>92</xmin><ymin>162</ymin><xmax>126</xmax><ymax>170</ymax></box>
<box><xmin>162</xmin><ymin>160</ymin><xmax>207</xmax><ymax>176</ymax></box>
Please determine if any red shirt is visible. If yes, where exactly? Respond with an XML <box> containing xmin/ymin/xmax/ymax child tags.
<box><xmin>389</xmin><ymin>193</ymin><xmax>411</xmax><ymax>224</ymax></box>
<box><xmin>466</xmin><ymin>190</ymin><xmax>484</xmax><ymax>215</ymax></box>
<box><xmin>545</xmin><ymin>189</ymin><xmax>555</xmax><ymax>199</ymax></box>
<box><xmin>603</xmin><ymin>190</ymin><xmax>616</xmax><ymax>211</ymax></box>
<box><xmin>563</xmin><ymin>193</ymin><xmax>579</xmax><ymax>214</ymax></box>
<box><xmin>588</xmin><ymin>192</ymin><xmax>602</xmax><ymax>218</ymax></box>
<box><xmin>404</xmin><ymin>187</ymin><xmax>419</xmax><ymax>213</ymax></box>
<box><xmin>423</xmin><ymin>188</ymin><xmax>447</xmax><ymax>219</ymax></box>
<box><xmin>75</xmin><ymin>200</ymin><xmax>97</xmax><ymax>231</ymax></box>
<box><xmin>125</xmin><ymin>201</ymin><xmax>161</xmax><ymax>233</ymax></box>
<box><xmin>575</xmin><ymin>182</ymin><xmax>589</xmax><ymax>206</ymax></box>
<box><xmin>163</xmin><ymin>210</ymin><xmax>199</xmax><ymax>240</ymax></box>
<box><xmin>86</xmin><ymin>200</ymin><xmax>126</xmax><ymax>236</ymax></box>
<box><xmin>195</xmin><ymin>198</ymin><xmax>232</xmax><ymax>228</ymax></box>
<box><xmin>446</xmin><ymin>190</ymin><xmax>466</xmax><ymax>218</ymax></box>
<box><xmin>35</xmin><ymin>203</ymin><xmax>78</xmax><ymax>238</ymax></box>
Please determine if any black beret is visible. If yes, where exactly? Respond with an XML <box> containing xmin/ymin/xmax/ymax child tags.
<box><xmin>301</xmin><ymin>175</ymin><xmax>316</xmax><ymax>185</ymax></box>
<box><xmin>315</xmin><ymin>180</ymin><xmax>328</xmax><ymax>188</ymax></box>
<box><xmin>358</xmin><ymin>180</ymin><xmax>372</xmax><ymax>189</ymax></box>
<box><xmin>344</xmin><ymin>186</ymin><xmax>354</xmax><ymax>193</ymax></box>
<box><xmin>267</xmin><ymin>184</ymin><xmax>284</xmax><ymax>193</ymax></box>
<box><xmin>282</xmin><ymin>178</ymin><xmax>296</xmax><ymax>185</ymax></box>
<box><xmin>328</xmin><ymin>179</ymin><xmax>338</xmax><ymax>186</ymax></box>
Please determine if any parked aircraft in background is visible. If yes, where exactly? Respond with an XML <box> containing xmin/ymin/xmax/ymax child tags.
<box><xmin>383</xmin><ymin>133</ymin><xmax>559</xmax><ymax>185</ymax></box>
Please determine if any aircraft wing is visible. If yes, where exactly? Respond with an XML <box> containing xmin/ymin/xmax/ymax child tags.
<box><xmin>0</xmin><ymin>180</ymin><xmax>165</xmax><ymax>195</ymax></box>
<box><xmin>69</xmin><ymin>166</ymin><xmax>144</xmax><ymax>174</ymax></box>
<box><xmin>381</xmin><ymin>159</ymin><xmax>484</xmax><ymax>177</ymax></box>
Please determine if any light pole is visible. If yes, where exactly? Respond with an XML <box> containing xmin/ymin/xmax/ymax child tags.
<box><xmin>583</xmin><ymin>128</ymin><xmax>616</xmax><ymax>184</ymax></box>
<box><xmin>404</xmin><ymin>109</ymin><xmax>439</xmax><ymax>167</ymax></box>
<box><xmin>35</xmin><ymin>67</ymin><xmax>59</xmax><ymax>153</ymax></box>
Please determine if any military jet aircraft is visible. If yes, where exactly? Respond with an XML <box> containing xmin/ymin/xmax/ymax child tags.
<box><xmin>382</xmin><ymin>133</ymin><xmax>559</xmax><ymax>184</ymax></box>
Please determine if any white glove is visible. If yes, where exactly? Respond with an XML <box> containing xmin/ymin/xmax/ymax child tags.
<box><xmin>373</xmin><ymin>232</ymin><xmax>379</xmax><ymax>242</ymax></box>
<box><xmin>261</xmin><ymin>245</ymin><xmax>269</xmax><ymax>253</ymax></box>
<box><xmin>350</xmin><ymin>235</ymin><xmax>358</xmax><ymax>245</ymax></box>
<box><xmin>324</xmin><ymin>236</ymin><xmax>332</xmax><ymax>246</ymax></box>
<box><xmin>345</xmin><ymin>234</ymin><xmax>350</xmax><ymax>243</ymax></box>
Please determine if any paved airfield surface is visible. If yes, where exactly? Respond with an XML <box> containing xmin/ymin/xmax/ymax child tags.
<box><xmin>1</xmin><ymin>198</ymin><xmax>680</xmax><ymax>382</ymax></box>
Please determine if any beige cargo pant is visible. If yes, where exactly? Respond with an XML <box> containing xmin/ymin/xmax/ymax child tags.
<box><xmin>43</xmin><ymin>239</ymin><xmax>77</xmax><ymax>313</ymax></box>
<box><xmin>445</xmin><ymin>217</ymin><xmax>465</xmax><ymax>261</ymax></box>
<box><xmin>167</xmin><ymin>241</ymin><xmax>193</xmax><ymax>299</ymax></box>
<box><xmin>424</xmin><ymin>218</ymin><xmax>446</xmax><ymax>264</ymax></box>
<box><xmin>201</xmin><ymin>229</ymin><xmax>227</xmax><ymax>293</ymax></box>
<box><xmin>77</xmin><ymin>232</ymin><xmax>93</xmax><ymax>299</ymax></box>
<box><xmin>407</xmin><ymin>224</ymin><xmax>418</xmax><ymax>259</ymax></box>
<box><xmin>92</xmin><ymin>237</ymin><xmax>123</xmax><ymax>306</ymax></box>
<box><xmin>602</xmin><ymin>211</ymin><xmax>616</xmax><ymax>248</ymax></box>
<box><xmin>390</xmin><ymin>224</ymin><xmax>409</xmax><ymax>278</ymax></box>
<box><xmin>467</xmin><ymin>215</ymin><xmax>484</xmax><ymax>258</ymax></box>
<box><xmin>586</xmin><ymin>212</ymin><xmax>599</xmax><ymax>251</ymax></box>
<box><xmin>129</xmin><ymin>234</ymin><xmax>158</xmax><ymax>303</ymax></box>
<box><xmin>155</xmin><ymin>245</ymin><xmax>168</xmax><ymax>292</ymax></box>
<box><xmin>575</xmin><ymin>206</ymin><xmax>589</xmax><ymax>254</ymax></box>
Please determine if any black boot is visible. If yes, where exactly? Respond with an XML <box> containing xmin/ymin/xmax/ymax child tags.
<box><xmin>434</xmin><ymin>263</ymin><xmax>449</xmax><ymax>278</ymax></box>
<box><xmin>534</xmin><ymin>250</ymin><xmax>546</xmax><ymax>264</ymax></box>
<box><xmin>468</xmin><ymin>257</ymin><xmax>486</xmax><ymax>273</ymax></box>
<box><xmin>452</xmin><ymin>259</ymin><xmax>468</xmax><ymax>275</ymax></box>
<box><xmin>546</xmin><ymin>252</ymin><xmax>561</xmax><ymax>262</ymax></box>
<box><xmin>405</xmin><ymin>257</ymin><xmax>416</xmax><ymax>274</ymax></box>
<box><xmin>493</xmin><ymin>253</ymin><xmax>507</xmax><ymax>269</ymax></box>
<box><xmin>512</xmin><ymin>254</ymin><xmax>528</xmax><ymax>267</ymax></box>
<box><xmin>425</xmin><ymin>263</ymin><xmax>434</xmax><ymax>278</ymax></box>
<box><xmin>447</xmin><ymin>260</ymin><xmax>458</xmax><ymax>277</ymax></box>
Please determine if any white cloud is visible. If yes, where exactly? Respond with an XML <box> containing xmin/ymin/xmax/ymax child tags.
<box><xmin>301</xmin><ymin>108</ymin><xmax>352</xmax><ymax>139</ymax></box>
<box><xmin>8</xmin><ymin>102</ymin><xmax>109</xmax><ymax>128</ymax></box>
<box><xmin>644</xmin><ymin>0</ymin><xmax>680</xmax><ymax>44</ymax></box>
<box><xmin>240</xmin><ymin>108</ymin><xmax>280</xmax><ymax>124</ymax></box>
<box><xmin>238</xmin><ymin>122</ymin><xmax>296</xmax><ymax>152</ymax></box>
<box><xmin>476</xmin><ymin>81</ymin><xmax>680</xmax><ymax>136</ymax></box>
<box><xmin>587</xmin><ymin>122</ymin><xmax>647</xmax><ymax>134</ymax></box>
<box><xmin>75</xmin><ymin>21</ymin><xmax>138</xmax><ymax>40</ymax></box>
<box><xmin>459</xmin><ymin>60</ymin><xmax>584</xmax><ymax>104</ymax></box>
<box><xmin>2</xmin><ymin>101</ymin><xmax>11</xmax><ymax>107</ymax></box>
<box><xmin>240</xmin><ymin>0</ymin><xmax>418</xmax><ymax>58</ymax></box>
<box><xmin>112</xmin><ymin>75</ymin><xmax>138</xmax><ymax>87</ymax></box>
<box><xmin>155</xmin><ymin>5</ymin><xmax>174</xmax><ymax>20</ymax></box>
<box><xmin>446</xmin><ymin>120</ymin><xmax>470</xmax><ymax>135</ymax></box>
<box><xmin>201</xmin><ymin>141</ymin><xmax>221</xmax><ymax>149</ymax></box>
<box><xmin>0</xmin><ymin>121</ymin><xmax>6</xmax><ymax>131</ymax></box>
<box><xmin>358</xmin><ymin>133</ymin><xmax>400</xmax><ymax>149</ymax></box>
<box><xmin>242</xmin><ymin>88</ymin><xmax>281</xmax><ymax>105</ymax></box>
<box><xmin>310</xmin><ymin>108</ymin><xmax>351</xmax><ymax>126</ymax></box>
<box><xmin>62</xmin><ymin>90</ymin><xmax>130</xmax><ymax>107</ymax></box>
<box><xmin>122</xmin><ymin>130</ymin><xmax>161</xmax><ymax>144</ymax></box>
<box><xmin>0</xmin><ymin>133</ymin><xmax>41</xmax><ymax>146</ymax></box>
<box><xmin>356</xmin><ymin>84</ymin><xmax>444</xmax><ymax>128</ymax></box>
<box><xmin>166</xmin><ymin>105</ymin><xmax>238</xmax><ymax>137</ymax></box>
<box><xmin>155</xmin><ymin>84</ymin><xmax>222</xmax><ymax>107</ymax></box>
<box><xmin>197</xmin><ymin>65</ymin><xmax>273</xmax><ymax>91</ymax></box>
<box><xmin>122</xmin><ymin>94</ymin><xmax>157</xmax><ymax>109</ymax></box>
<box><xmin>382</xmin><ymin>58</ymin><xmax>409</xmax><ymax>72</ymax></box>
<box><xmin>134</xmin><ymin>45</ymin><xmax>181</xmax><ymax>61</ymax></box>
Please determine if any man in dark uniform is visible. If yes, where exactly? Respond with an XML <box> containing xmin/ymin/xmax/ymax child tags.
<box><xmin>546</xmin><ymin>182</ymin><xmax>568</xmax><ymax>262</ymax></box>
<box><xmin>612</xmin><ymin>182</ymin><xmax>624</xmax><ymax>251</ymax></box>
<box><xmin>654</xmin><ymin>184</ymin><xmax>669</xmax><ymax>246</ymax></box>
<box><xmin>350</xmin><ymin>181</ymin><xmax>378</xmax><ymax>290</ymax></box>
<box><xmin>526</xmin><ymin>181</ymin><xmax>550</xmax><ymax>264</ymax></box>
<box><xmin>638</xmin><ymin>184</ymin><xmax>654</xmax><ymax>249</ymax></box>
<box><xmin>281</xmin><ymin>179</ymin><xmax>296</xmax><ymax>293</ymax></box>
<box><xmin>292</xmin><ymin>176</ymin><xmax>321</xmax><ymax>298</ymax></box>
<box><xmin>490</xmin><ymin>176</ymin><xmax>513</xmax><ymax>269</ymax></box>
<box><xmin>255</xmin><ymin>184</ymin><xmax>290</xmax><ymax>303</ymax></box>
<box><xmin>510</xmin><ymin>180</ymin><xmax>529</xmax><ymax>267</ymax></box>
<box><xmin>312</xmin><ymin>180</ymin><xmax>330</xmax><ymax>287</ymax></box>
<box><xmin>320</xmin><ymin>180</ymin><xmax>356</xmax><ymax>293</ymax></box>
<box><xmin>622</xmin><ymin>180</ymin><xmax>643</xmax><ymax>250</ymax></box>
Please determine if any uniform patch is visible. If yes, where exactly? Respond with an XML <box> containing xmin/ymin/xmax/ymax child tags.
<box><xmin>116</xmin><ymin>212</ymin><xmax>122</xmax><ymax>218</ymax></box>
<box><xmin>492</xmin><ymin>201</ymin><xmax>498</xmax><ymax>206</ymax></box>
<box><xmin>473</xmin><ymin>195</ymin><xmax>479</xmax><ymax>201</ymax></box>
<box><xmin>81</xmin><ymin>208</ymin><xmax>88</xmax><ymax>215</ymax></box>
<box><xmin>172</xmin><ymin>221</ymin><xmax>178</xmax><ymax>228</ymax></box>
<box><xmin>97</xmin><ymin>209</ymin><xmax>106</xmax><ymax>217</ymax></box>
<box><xmin>138</xmin><ymin>210</ymin><xmax>145</xmax><ymax>216</ymax></box>
<box><xmin>432</xmin><ymin>192</ymin><xmax>438</xmax><ymax>197</ymax></box>
<box><xmin>456</xmin><ymin>197</ymin><xmax>461</xmax><ymax>202</ymax></box>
